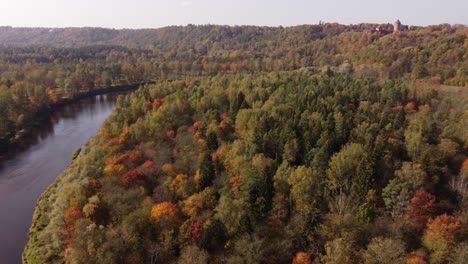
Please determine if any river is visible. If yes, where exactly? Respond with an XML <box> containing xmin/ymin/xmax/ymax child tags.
<box><xmin>0</xmin><ymin>93</ymin><xmax>122</xmax><ymax>264</ymax></box>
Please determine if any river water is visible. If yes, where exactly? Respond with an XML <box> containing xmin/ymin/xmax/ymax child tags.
<box><xmin>0</xmin><ymin>93</ymin><xmax>121</xmax><ymax>264</ymax></box>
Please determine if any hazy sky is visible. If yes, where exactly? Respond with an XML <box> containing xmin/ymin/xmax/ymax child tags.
<box><xmin>0</xmin><ymin>0</ymin><xmax>466</xmax><ymax>29</ymax></box>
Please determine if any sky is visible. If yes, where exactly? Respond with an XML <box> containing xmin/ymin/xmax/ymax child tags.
<box><xmin>0</xmin><ymin>0</ymin><xmax>466</xmax><ymax>29</ymax></box>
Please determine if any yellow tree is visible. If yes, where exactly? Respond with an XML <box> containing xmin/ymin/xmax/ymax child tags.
<box><xmin>150</xmin><ymin>201</ymin><xmax>179</xmax><ymax>223</ymax></box>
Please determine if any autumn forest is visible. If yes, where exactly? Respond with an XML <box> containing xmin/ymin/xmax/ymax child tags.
<box><xmin>0</xmin><ymin>22</ymin><xmax>465</xmax><ymax>264</ymax></box>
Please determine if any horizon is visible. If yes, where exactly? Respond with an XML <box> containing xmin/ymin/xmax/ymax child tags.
<box><xmin>0</xmin><ymin>0</ymin><xmax>466</xmax><ymax>29</ymax></box>
<box><xmin>0</xmin><ymin>21</ymin><xmax>466</xmax><ymax>31</ymax></box>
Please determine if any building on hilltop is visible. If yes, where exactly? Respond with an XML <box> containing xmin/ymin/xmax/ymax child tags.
<box><xmin>373</xmin><ymin>24</ymin><xmax>391</xmax><ymax>35</ymax></box>
<box><xmin>394</xmin><ymin>19</ymin><xmax>401</xmax><ymax>33</ymax></box>
<box><xmin>371</xmin><ymin>20</ymin><xmax>407</xmax><ymax>35</ymax></box>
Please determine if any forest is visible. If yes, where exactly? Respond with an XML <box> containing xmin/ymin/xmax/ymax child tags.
<box><xmin>23</xmin><ymin>71</ymin><xmax>467</xmax><ymax>263</ymax></box>
<box><xmin>0</xmin><ymin>24</ymin><xmax>467</xmax><ymax>154</ymax></box>
<box><xmin>0</xmin><ymin>22</ymin><xmax>463</xmax><ymax>263</ymax></box>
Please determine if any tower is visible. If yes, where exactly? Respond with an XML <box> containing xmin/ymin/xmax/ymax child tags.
<box><xmin>394</xmin><ymin>19</ymin><xmax>401</xmax><ymax>32</ymax></box>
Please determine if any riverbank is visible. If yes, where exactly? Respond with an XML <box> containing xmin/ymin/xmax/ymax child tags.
<box><xmin>0</xmin><ymin>82</ymin><xmax>151</xmax><ymax>161</ymax></box>
<box><xmin>0</xmin><ymin>93</ymin><xmax>122</xmax><ymax>264</ymax></box>
<box><xmin>49</xmin><ymin>82</ymin><xmax>153</xmax><ymax>108</ymax></box>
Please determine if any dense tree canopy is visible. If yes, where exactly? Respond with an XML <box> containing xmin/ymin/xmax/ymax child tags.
<box><xmin>1</xmin><ymin>24</ymin><xmax>467</xmax><ymax>155</ymax></box>
<box><xmin>23</xmin><ymin>70</ymin><xmax>467</xmax><ymax>263</ymax></box>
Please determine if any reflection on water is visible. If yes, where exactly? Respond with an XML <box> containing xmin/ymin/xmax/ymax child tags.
<box><xmin>0</xmin><ymin>93</ymin><xmax>122</xmax><ymax>264</ymax></box>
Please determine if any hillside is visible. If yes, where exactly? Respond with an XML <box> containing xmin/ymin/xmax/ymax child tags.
<box><xmin>1</xmin><ymin>24</ymin><xmax>466</xmax><ymax>156</ymax></box>
<box><xmin>0</xmin><ymin>22</ymin><xmax>464</xmax><ymax>263</ymax></box>
<box><xmin>0</xmin><ymin>24</ymin><xmax>387</xmax><ymax>48</ymax></box>
<box><xmin>23</xmin><ymin>72</ymin><xmax>467</xmax><ymax>263</ymax></box>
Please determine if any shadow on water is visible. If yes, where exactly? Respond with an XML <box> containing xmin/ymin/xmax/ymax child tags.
<box><xmin>1</xmin><ymin>93</ymin><xmax>120</xmax><ymax>164</ymax></box>
<box><xmin>0</xmin><ymin>92</ymin><xmax>125</xmax><ymax>264</ymax></box>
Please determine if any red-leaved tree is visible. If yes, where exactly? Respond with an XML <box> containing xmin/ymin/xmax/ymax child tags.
<box><xmin>63</xmin><ymin>207</ymin><xmax>82</xmax><ymax>255</ymax></box>
<box><xmin>405</xmin><ymin>190</ymin><xmax>436</xmax><ymax>229</ymax></box>
<box><xmin>120</xmin><ymin>169</ymin><xmax>145</xmax><ymax>188</ymax></box>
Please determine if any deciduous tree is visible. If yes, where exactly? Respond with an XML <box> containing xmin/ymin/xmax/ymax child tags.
<box><xmin>292</xmin><ymin>252</ymin><xmax>312</xmax><ymax>264</ymax></box>
<box><xmin>361</xmin><ymin>237</ymin><xmax>406</xmax><ymax>264</ymax></box>
<box><xmin>405</xmin><ymin>190</ymin><xmax>436</xmax><ymax>229</ymax></box>
<box><xmin>150</xmin><ymin>201</ymin><xmax>179</xmax><ymax>223</ymax></box>
<box><xmin>423</xmin><ymin>214</ymin><xmax>460</xmax><ymax>264</ymax></box>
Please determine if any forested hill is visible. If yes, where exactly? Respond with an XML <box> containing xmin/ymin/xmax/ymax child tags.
<box><xmin>0</xmin><ymin>24</ymin><xmax>394</xmax><ymax>47</ymax></box>
<box><xmin>1</xmin><ymin>24</ymin><xmax>466</xmax><ymax>86</ymax></box>
<box><xmin>11</xmin><ymin>22</ymin><xmax>467</xmax><ymax>263</ymax></box>
<box><xmin>1</xmin><ymin>23</ymin><xmax>465</xmax><ymax>156</ymax></box>
<box><xmin>24</xmin><ymin>73</ymin><xmax>467</xmax><ymax>263</ymax></box>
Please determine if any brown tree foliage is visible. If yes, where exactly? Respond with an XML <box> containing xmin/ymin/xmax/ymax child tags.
<box><xmin>405</xmin><ymin>101</ymin><xmax>416</xmax><ymax>112</ymax></box>
<box><xmin>182</xmin><ymin>193</ymin><xmax>204</xmax><ymax>218</ymax></box>
<box><xmin>189</xmin><ymin>121</ymin><xmax>203</xmax><ymax>132</ymax></box>
<box><xmin>188</xmin><ymin>220</ymin><xmax>203</xmax><ymax>244</ymax></box>
<box><xmin>405</xmin><ymin>252</ymin><xmax>427</xmax><ymax>264</ymax></box>
<box><xmin>63</xmin><ymin>207</ymin><xmax>82</xmax><ymax>254</ymax></box>
<box><xmin>162</xmin><ymin>163</ymin><xmax>176</xmax><ymax>176</ymax></box>
<box><xmin>142</xmin><ymin>160</ymin><xmax>154</xmax><ymax>168</ymax></box>
<box><xmin>129</xmin><ymin>150</ymin><xmax>143</xmax><ymax>164</ymax></box>
<box><xmin>292</xmin><ymin>252</ymin><xmax>311</xmax><ymax>264</ymax></box>
<box><xmin>88</xmin><ymin>178</ymin><xmax>102</xmax><ymax>191</ymax></box>
<box><xmin>152</xmin><ymin>97</ymin><xmax>165</xmax><ymax>108</ymax></box>
<box><xmin>423</xmin><ymin>214</ymin><xmax>461</xmax><ymax>263</ymax></box>
<box><xmin>229</xmin><ymin>175</ymin><xmax>241</xmax><ymax>196</ymax></box>
<box><xmin>166</xmin><ymin>130</ymin><xmax>176</xmax><ymax>139</ymax></box>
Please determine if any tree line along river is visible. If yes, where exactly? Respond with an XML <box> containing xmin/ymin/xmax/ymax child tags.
<box><xmin>0</xmin><ymin>93</ymin><xmax>123</xmax><ymax>264</ymax></box>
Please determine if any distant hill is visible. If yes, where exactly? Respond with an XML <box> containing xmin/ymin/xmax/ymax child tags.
<box><xmin>0</xmin><ymin>23</ymin><xmax>466</xmax><ymax>155</ymax></box>
<box><xmin>0</xmin><ymin>23</ymin><xmax>396</xmax><ymax>48</ymax></box>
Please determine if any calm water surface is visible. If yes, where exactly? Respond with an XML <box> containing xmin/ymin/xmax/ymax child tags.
<box><xmin>0</xmin><ymin>93</ymin><xmax>121</xmax><ymax>264</ymax></box>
